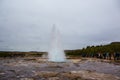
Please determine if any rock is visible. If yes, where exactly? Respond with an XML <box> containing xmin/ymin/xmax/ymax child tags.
<box><xmin>20</xmin><ymin>78</ymin><xmax>34</xmax><ymax>80</ymax></box>
<box><xmin>48</xmin><ymin>77</ymin><xmax>60</xmax><ymax>80</ymax></box>
<box><xmin>0</xmin><ymin>72</ymin><xmax>5</xmax><ymax>75</ymax></box>
<box><xmin>60</xmin><ymin>72</ymin><xmax>83</xmax><ymax>80</ymax></box>
<box><xmin>34</xmin><ymin>70</ymin><xmax>120</xmax><ymax>80</ymax></box>
<box><xmin>74</xmin><ymin>63</ymin><xmax>80</xmax><ymax>67</ymax></box>
<box><xmin>61</xmin><ymin>72</ymin><xmax>81</xmax><ymax>78</ymax></box>
<box><xmin>70</xmin><ymin>70</ymin><xmax>120</xmax><ymax>80</ymax></box>
<box><xmin>24</xmin><ymin>58</ymin><xmax>36</xmax><ymax>61</ymax></box>
<box><xmin>35</xmin><ymin>71</ymin><xmax>58</xmax><ymax>78</ymax></box>
<box><xmin>46</xmin><ymin>65</ymin><xmax>63</xmax><ymax>68</ymax></box>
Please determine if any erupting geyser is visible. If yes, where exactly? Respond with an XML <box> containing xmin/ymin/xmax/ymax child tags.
<box><xmin>48</xmin><ymin>25</ymin><xmax>66</xmax><ymax>62</ymax></box>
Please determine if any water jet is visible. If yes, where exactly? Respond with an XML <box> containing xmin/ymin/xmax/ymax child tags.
<box><xmin>48</xmin><ymin>25</ymin><xmax>66</xmax><ymax>62</ymax></box>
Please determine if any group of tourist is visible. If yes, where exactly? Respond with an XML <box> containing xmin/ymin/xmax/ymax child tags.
<box><xmin>81</xmin><ymin>52</ymin><xmax>120</xmax><ymax>60</ymax></box>
<box><xmin>96</xmin><ymin>52</ymin><xmax>120</xmax><ymax>60</ymax></box>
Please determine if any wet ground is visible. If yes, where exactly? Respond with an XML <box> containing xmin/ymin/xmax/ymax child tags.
<box><xmin>0</xmin><ymin>57</ymin><xmax>120</xmax><ymax>80</ymax></box>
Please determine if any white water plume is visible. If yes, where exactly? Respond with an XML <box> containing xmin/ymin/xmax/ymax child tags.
<box><xmin>48</xmin><ymin>25</ymin><xmax>66</xmax><ymax>62</ymax></box>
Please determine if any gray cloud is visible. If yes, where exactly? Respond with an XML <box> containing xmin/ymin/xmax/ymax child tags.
<box><xmin>0</xmin><ymin>0</ymin><xmax>120</xmax><ymax>51</ymax></box>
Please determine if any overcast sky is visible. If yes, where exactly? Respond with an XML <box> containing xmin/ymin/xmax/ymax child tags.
<box><xmin>0</xmin><ymin>0</ymin><xmax>120</xmax><ymax>51</ymax></box>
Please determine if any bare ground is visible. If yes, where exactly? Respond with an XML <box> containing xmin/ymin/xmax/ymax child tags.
<box><xmin>0</xmin><ymin>57</ymin><xmax>120</xmax><ymax>80</ymax></box>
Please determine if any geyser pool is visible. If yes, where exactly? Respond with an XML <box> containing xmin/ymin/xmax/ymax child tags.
<box><xmin>48</xmin><ymin>25</ymin><xmax>66</xmax><ymax>62</ymax></box>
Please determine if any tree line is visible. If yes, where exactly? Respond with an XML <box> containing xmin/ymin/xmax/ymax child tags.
<box><xmin>0</xmin><ymin>51</ymin><xmax>44</xmax><ymax>57</ymax></box>
<box><xmin>65</xmin><ymin>42</ymin><xmax>120</xmax><ymax>60</ymax></box>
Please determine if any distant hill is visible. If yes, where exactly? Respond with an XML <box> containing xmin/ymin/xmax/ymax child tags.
<box><xmin>111</xmin><ymin>42</ymin><xmax>120</xmax><ymax>45</ymax></box>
